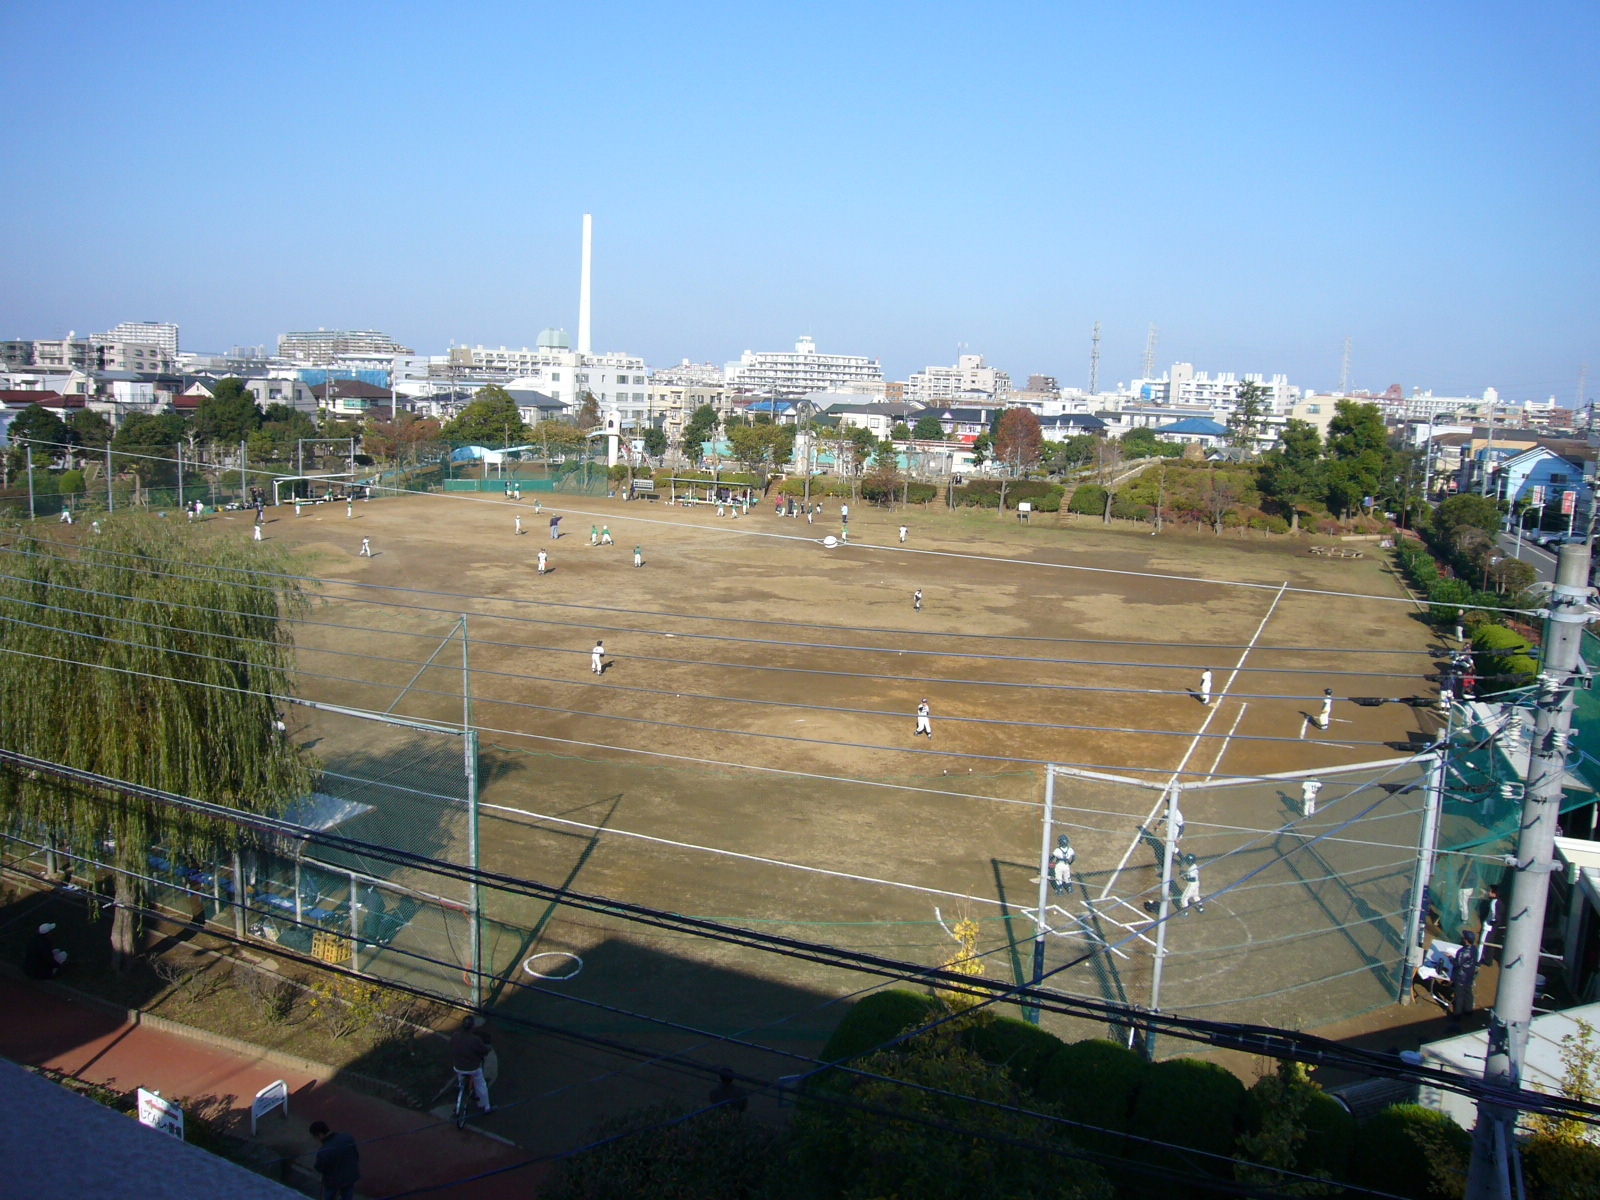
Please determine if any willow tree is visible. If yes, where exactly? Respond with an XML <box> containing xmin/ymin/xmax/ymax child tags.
<box><xmin>0</xmin><ymin>518</ymin><xmax>315</xmax><ymax>967</ymax></box>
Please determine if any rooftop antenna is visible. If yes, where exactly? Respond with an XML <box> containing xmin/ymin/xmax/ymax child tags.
<box><xmin>1088</xmin><ymin>321</ymin><xmax>1102</xmax><ymax>394</ymax></box>
<box><xmin>1140</xmin><ymin>323</ymin><xmax>1158</xmax><ymax>381</ymax></box>
<box><xmin>1338</xmin><ymin>336</ymin><xmax>1352</xmax><ymax>395</ymax></box>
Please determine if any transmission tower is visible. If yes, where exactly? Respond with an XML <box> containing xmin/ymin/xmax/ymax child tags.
<box><xmin>1088</xmin><ymin>321</ymin><xmax>1102</xmax><ymax>394</ymax></box>
<box><xmin>1141</xmin><ymin>323</ymin><xmax>1158</xmax><ymax>381</ymax></box>
<box><xmin>1338</xmin><ymin>336</ymin><xmax>1352</xmax><ymax>395</ymax></box>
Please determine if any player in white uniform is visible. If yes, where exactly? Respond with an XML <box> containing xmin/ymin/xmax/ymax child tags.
<box><xmin>1049</xmin><ymin>834</ymin><xmax>1076</xmax><ymax>897</ymax></box>
<box><xmin>914</xmin><ymin>699</ymin><xmax>932</xmax><ymax>738</ymax></box>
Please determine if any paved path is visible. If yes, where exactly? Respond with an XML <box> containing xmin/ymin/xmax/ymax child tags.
<box><xmin>0</xmin><ymin>974</ymin><xmax>540</xmax><ymax>1199</ymax></box>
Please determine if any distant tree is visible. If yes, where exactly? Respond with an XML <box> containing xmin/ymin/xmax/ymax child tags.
<box><xmin>0</xmin><ymin>522</ymin><xmax>315</xmax><ymax>968</ymax></box>
<box><xmin>194</xmin><ymin>378</ymin><xmax>263</xmax><ymax>445</ymax></box>
<box><xmin>441</xmin><ymin>385</ymin><xmax>531</xmax><ymax>447</ymax></box>
<box><xmin>843</xmin><ymin>425</ymin><xmax>877</xmax><ymax>477</ymax></box>
<box><xmin>1045</xmin><ymin>432</ymin><xmax>1100</xmax><ymax>474</ymax></box>
<box><xmin>532</xmin><ymin>419</ymin><xmax>584</xmax><ymax>461</ymax></box>
<box><xmin>1095</xmin><ymin>436</ymin><xmax>1125</xmax><ymax>523</ymax></box>
<box><xmin>641</xmin><ymin>427</ymin><xmax>668</xmax><ymax>459</ymax></box>
<box><xmin>365</xmin><ymin>412</ymin><xmax>443</xmax><ymax>465</ymax></box>
<box><xmin>261</xmin><ymin>403</ymin><xmax>318</xmax><ymax>441</ymax></box>
<box><xmin>68</xmin><ymin>409</ymin><xmax>113</xmax><ymax>450</ymax></box>
<box><xmin>8</xmin><ymin>405</ymin><xmax>70</xmax><ymax>459</ymax></box>
<box><xmin>970</xmin><ymin>431</ymin><xmax>994</xmax><ymax>469</ymax></box>
<box><xmin>1435</xmin><ymin>492</ymin><xmax>1504</xmax><ymax>540</ymax></box>
<box><xmin>912</xmin><ymin>414</ymin><xmax>947</xmax><ymax>440</ymax></box>
<box><xmin>1228</xmin><ymin>379</ymin><xmax>1268</xmax><ymax>448</ymax></box>
<box><xmin>681</xmin><ymin>404</ymin><xmax>719</xmax><ymax>459</ymax></box>
<box><xmin>112</xmin><ymin>413</ymin><xmax>187</xmax><ymax>488</ymax></box>
<box><xmin>725</xmin><ymin>423</ymin><xmax>776</xmax><ymax>480</ymax></box>
<box><xmin>1255</xmin><ymin>419</ymin><xmax>1324</xmax><ymax>532</ymax></box>
<box><xmin>1121</xmin><ymin>426</ymin><xmax>1183</xmax><ymax>459</ymax></box>
<box><xmin>891</xmin><ymin>421</ymin><xmax>911</xmax><ymax>440</ymax></box>
<box><xmin>575</xmin><ymin>392</ymin><xmax>601</xmax><ymax>432</ymax></box>
<box><xmin>1205</xmin><ymin>470</ymin><xmax>1243</xmax><ymax>534</ymax></box>
<box><xmin>995</xmin><ymin>408</ymin><xmax>1044</xmax><ymax>475</ymax></box>
<box><xmin>1322</xmin><ymin>400</ymin><xmax>1390</xmax><ymax>517</ymax></box>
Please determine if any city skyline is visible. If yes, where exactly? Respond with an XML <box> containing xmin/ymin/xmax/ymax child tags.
<box><xmin>3</xmin><ymin>2</ymin><xmax>1594</xmax><ymax>401</ymax></box>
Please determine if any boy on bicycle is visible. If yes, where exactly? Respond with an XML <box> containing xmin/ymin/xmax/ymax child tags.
<box><xmin>450</xmin><ymin>1015</ymin><xmax>494</xmax><ymax>1114</ymax></box>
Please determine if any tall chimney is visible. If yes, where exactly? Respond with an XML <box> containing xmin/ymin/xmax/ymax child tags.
<box><xmin>578</xmin><ymin>213</ymin><xmax>593</xmax><ymax>356</ymax></box>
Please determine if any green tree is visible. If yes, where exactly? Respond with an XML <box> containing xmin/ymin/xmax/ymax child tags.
<box><xmin>725</xmin><ymin>422</ymin><xmax>778</xmax><ymax>480</ymax></box>
<box><xmin>261</xmin><ymin>403</ymin><xmax>318</xmax><ymax>441</ymax></box>
<box><xmin>970</xmin><ymin>431</ymin><xmax>994</xmax><ymax>469</ymax></box>
<box><xmin>532</xmin><ymin>419</ymin><xmax>585</xmax><ymax>460</ymax></box>
<box><xmin>912</xmin><ymin>414</ymin><xmax>947</xmax><ymax>440</ymax></box>
<box><xmin>68</xmin><ymin>409</ymin><xmax>114</xmax><ymax>450</ymax></box>
<box><xmin>575</xmin><ymin>392</ymin><xmax>601</xmax><ymax>432</ymax></box>
<box><xmin>641</xmin><ymin>427</ymin><xmax>668</xmax><ymax>459</ymax></box>
<box><xmin>0</xmin><ymin>522</ymin><xmax>315</xmax><ymax>967</ymax></box>
<box><xmin>112</xmin><ymin>413</ymin><xmax>187</xmax><ymax>488</ymax></box>
<box><xmin>1228</xmin><ymin>379</ymin><xmax>1268</xmax><ymax>448</ymax></box>
<box><xmin>440</xmin><ymin>385</ymin><xmax>531</xmax><ymax>447</ymax></box>
<box><xmin>1323</xmin><ymin>400</ymin><xmax>1390</xmax><ymax>517</ymax></box>
<box><xmin>193</xmin><ymin>378</ymin><xmax>263</xmax><ymax>445</ymax></box>
<box><xmin>1255</xmin><ymin>419</ymin><xmax>1324</xmax><ymax>532</ymax></box>
<box><xmin>1045</xmin><ymin>433</ymin><xmax>1100</xmax><ymax>474</ymax></box>
<box><xmin>9</xmin><ymin>404</ymin><xmax>71</xmax><ymax>458</ymax></box>
<box><xmin>1121</xmin><ymin>426</ymin><xmax>1182</xmax><ymax>459</ymax></box>
<box><xmin>843</xmin><ymin>425</ymin><xmax>877</xmax><ymax>477</ymax></box>
<box><xmin>1435</xmin><ymin>492</ymin><xmax>1503</xmax><ymax>540</ymax></box>
<box><xmin>891</xmin><ymin>421</ymin><xmax>911</xmax><ymax>439</ymax></box>
<box><xmin>682</xmin><ymin>404</ymin><xmax>719</xmax><ymax>456</ymax></box>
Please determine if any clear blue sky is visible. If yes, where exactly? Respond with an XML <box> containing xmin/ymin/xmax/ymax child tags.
<box><xmin>4</xmin><ymin>2</ymin><xmax>1595</xmax><ymax>399</ymax></box>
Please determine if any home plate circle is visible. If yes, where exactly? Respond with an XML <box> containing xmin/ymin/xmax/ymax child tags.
<box><xmin>523</xmin><ymin>952</ymin><xmax>583</xmax><ymax>980</ymax></box>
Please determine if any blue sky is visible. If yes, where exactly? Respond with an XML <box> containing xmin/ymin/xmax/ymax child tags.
<box><xmin>3</xmin><ymin>2</ymin><xmax>1595</xmax><ymax>398</ymax></box>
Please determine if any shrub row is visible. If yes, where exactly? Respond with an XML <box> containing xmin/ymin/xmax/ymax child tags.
<box><xmin>814</xmin><ymin>991</ymin><xmax>1525</xmax><ymax>1198</ymax></box>
<box><xmin>951</xmin><ymin>479</ymin><xmax>1064</xmax><ymax>511</ymax></box>
<box><xmin>1394</xmin><ymin>539</ymin><xmax>1512</xmax><ymax>629</ymax></box>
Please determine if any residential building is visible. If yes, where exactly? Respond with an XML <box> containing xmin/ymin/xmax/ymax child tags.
<box><xmin>821</xmin><ymin>399</ymin><xmax>922</xmax><ymax>438</ymax></box>
<box><xmin>310</xmin><ymin>379</ymin><xmax>404</xmax><ymax>419</ymax></box>
<box><xmin>93</xmin><ymin>341</ymin><xmax>173</xmax><ymax>373</ymax></box>
<box><xmin>905</xmin><ymin>354</ymin><xmax>1011</xmax><ymax>405</ymax></box>
<box><xmin>1133</xmin><ymin>364</ymin><xmax>1300</xmax><ymax>413</ymax></box>
<box><xmin>31</xmin><ymin>338</ymin><xmax>95</xmax><ymax>371</ymax></box>
<box><xmin>650</xmin><ymin>360</ymin><xmax>725</xmax><ymax>388</ymax></box>
<box><xmin>1288</xmin><ymin>394</ymin><xmax>1342</xmax><ymax>438</ymax></box>
<box><xmin>647</xmin><ymin>382</ymin><xmax>732</xmax><ymax>445</ymax></box>
<box><xmin>1037</xmin><ymin>413</ymin><xmax>1108</xmax><ymax>440</ymax></box>
<box><xmin>1</xmin><ymin>341</ymin><xmax>35</xmax><ymax>369</ymax></box>
<box><xmin>278</xmin><ymin>329</ymin><xmax>413</xmax><ymax>364</ymax></box>
<box><xmin>447</xmin><ymin>329</ymin><xmax>650</xmax><ymax>429</ymax></box>
<box><xmin>725</xmin><ymin>336</ymin><xmax>883</xmax><ymax>398</ymax></box>
<box><xmin>1486</xmin><ymin>444</ymin><xmax>1596</xmax><ymax>520</ymax></box>
<box><xmin>92</xmin><ymin>321</ymin><xmax>179</xmax><ymax>357</ymax></box>
<box><xmin>1151</xmin><ymin>417</ymin><xmax>1230</xmax><ymax>448</ymax></box>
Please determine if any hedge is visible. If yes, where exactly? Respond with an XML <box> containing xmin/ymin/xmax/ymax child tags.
<box><xmin>1126</xmin><ymin>1058</ymin><xmax>1245</xmax><ymax>1195</ymax></box>
<box><xmin>860</xmin><ymin>479</ymin><xmax>938</xmax><ymax>505</ymax></box>
<box><xmin>1351</xmin><ymin>1104</ymin><xmax>1469</xmax><ymax>1199</ymax></box>
<box><xmin>951</xmin><ymin>480</ymin><xmax>1063</xmax><ymax>510</ymax></box>
<box><xmin>813</xmin><ymin>989</ymin><xmax>939</xmax><ymax>1087</ymax></box>
<box><xmin>960</xmin><ymin>1015</ymin><xmax>1066</xmax><ymax>1091</ymax></box>
<box><xmin>1472</xmin><ymin>623</ymin><xmax>1538</xmax><ymax>693</ymax></box>
<box><xmin>1067</xmin><ymin>484</ymin><xmax>1107</xmax><ymax>515</ymax></box>
<box><xmin>775</xmin><ymin>476</ymin><xmax>854</xmax><ymax>499</ymax></box>
<box><xmin>1237</xmin><ymin>1073</ymin><xmax>1355</xmax><ymax>1184</ymax></box>
<box><xmin>1034</xmin><ymin>1038</ymin><xmax>1148</xmax><ymax>1143</ymax></box>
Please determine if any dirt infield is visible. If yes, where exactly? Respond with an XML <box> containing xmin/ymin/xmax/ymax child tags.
<box><xmin>179</xmin><ymin>491</ymin><xmax>1442</xmax><ymax>1144</ymax></box>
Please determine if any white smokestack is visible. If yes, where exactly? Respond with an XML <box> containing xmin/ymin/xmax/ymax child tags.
<box><xmin>578</xmin><ymin>213</ymin><xmax>593</xmax><ymax>355</ymax></box>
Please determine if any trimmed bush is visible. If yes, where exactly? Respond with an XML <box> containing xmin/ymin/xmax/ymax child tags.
<box><xmin>1126</xmin><ymin>1058</ymin><xmax>1246</xmax><ymax>1195</ymax></box>
<box><xmin>1110</xmin><ymin>498</ymin><xmax>1152</xmax><ymax>521</ymax></box>
<box><xmin>951</xmin><ymin>479</ymin><xmax>1063</xmax><ymax>510</ymax></box>
<box><xmin>1035</xmin><ymin>1038</ymin><xmax>1148</xmax><ymax>1143</ymax></box>
<box><xmin>815</xmin><ymin>989</ymin><xmax>939</xmax><ymax>1070</ymax></box>
<box><xmin>1067</xmin><ymin>484</ymin><xmax>1107</xmax><ymax>516</ymax></box>
<box><xmin>1472</xmin><ymin>622</ymin><xmax>1538</xmax><ymax>693</ymax></box>
<box><xmin>1352</xmin><ymin>1103</ymin><xmax>1470</xmax><ymax>1200</ymax></box>
<box><xmin>961</xmin><ymin>1015</ymin><xmax>1066</xmax><ymax>1090</ymax></box>
<box><xmin>775</xmin><ymin>476</ymin><xmax>852</xmax><ymax>498</ymax></box>
<box><xmin>1237</xmin><ymin>1071</ymin><xmax>1355</xmax><ymax>1184</ymax></box>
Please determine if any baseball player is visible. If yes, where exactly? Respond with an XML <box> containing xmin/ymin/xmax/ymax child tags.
<box><xmin>550</xmin><ymin>515</ymin><xmax>561</xmax><ymax>539</ymax></box>
<box><xmin>1049</xmin><ymin>834</ymin><xmax>1076</xmax><ymax>896</ymax></box>
<box><xmin>1301</xmin><ymin>779</ymin><xmax>1322</xmax><ymax>817</ymax></box>
<box><xmin>1317</xmin><ymin>688</ymin><xmax>1333</xmax><ymax>732</ymax></box>
<box><xmin>537</xmin><ymin>549</ymin><xmax>548</xmax><ymax>575</ymax></box>
<box><xmin>59</xmin><ymin>508</ymin><xmax>72</xmax><ymax>524</ymax></box>
<box><xmin>1177</xmin><ymin>853</ymin><xmax>1204</xmax><ymax>913</ymax></box>
<box><xmin>600</xmin><ymin>526</ymin><xmax>613</xmax><ymax>545</ymax></box>
<box><xmin>346</xmin><ymin>498</ymin><xmax>353</xmax><ymax>519</ymax></box>
<box><xmin>1199</xmin><ymin>669</ymin><xmax>1213</xmax><ymax>706</ymax></box>
<box><xmin>913</xmin><ymin>589</ymin><xmax>923</xmax><ymax>612</ymax></box>
<box><xmin>590</xmin><ymin>524</ymin><xmax>599</xmax><ymax>546</ymax></box>
<box><xmin>899</xmin><ymin>525</ymin><xmax>907</xmax><ymax>543</ymax></box>
<box><xmin>591</xmin><ymin>640</ymin><xmax>605</xmax><ymax>675</ymax></box>
<box><xmin>253</xmin><ymin>522</ymin><xmax>262</xmax><ymax>542</ymax></box>
<box><xmin>359</xmin><ymin>537</ymin><xmax>372</xmax><ymax>557</ymax></box>
<box><xmin>633</xmin><ymin>545</ymin><xmax>643</xmax><ymax>568</ymax></box>
<box><xmin>914</xmin><ymin>699</ymin><xmax>932</xmax><ymax>738</ymax></box>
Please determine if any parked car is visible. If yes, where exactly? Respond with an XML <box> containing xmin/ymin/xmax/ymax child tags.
<box><xmin>1532</xmin><ymin>531</ymin><xmax>1588</xmax><ymax>549</ymax></box>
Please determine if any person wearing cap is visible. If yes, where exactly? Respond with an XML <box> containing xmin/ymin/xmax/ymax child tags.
<box><xmin>914</xmin><ymin>699</ymin><xmax>932</xmax><ymax>738</ymax></box>
<box><xmin>449</xmin><ymin>1016</ymin><xmax>494</xmax><ymax>1115</ymax></box>
<box><xmin>591</xmin><ymin>640</ymin><xmax>605</xmax><ymax>676</ymax></box>
<box><xmin>1177</xmin><ymin>853</ymin><xmax>1204</xmax><ymax>913</ymax></box>
<box><xmin>25</xmin><ymin>922</ymin><xmax>66</xmax><ymax>979</ymax></box>
<box><xmin>309</xmin><ymin>1120</ymin><xmax>361</xmax><ymax>1200</ymax></box>
<box><xmin>1050</xmin><ymin>834</ymin><xmax>1076</xmax><ymax>897</ymax></box>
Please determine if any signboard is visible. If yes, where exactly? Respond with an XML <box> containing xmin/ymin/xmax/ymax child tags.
<box><xmin>1531</xmin><ymin>485</ymin><xmax>1545</xmax><ymax>506</ymax></box>
<box><xmin>1017</xmin><ymin>502</ymin><xmax>1032</xmax><ymax>513</ymax></box>
<box><xmin>251</xmin><ymin>1079</ymin><xmax>289</xmax><ymax>1136</ymax></box>
<box><xmin>136</xmin><ymin>1088</ymin><xmax>184</xmax><ymax>1140</ymax></box>
<box><xmin>1563</xmin><ymin>490</ymin><xmax>1577</xmax><ymax>515</ymax></box>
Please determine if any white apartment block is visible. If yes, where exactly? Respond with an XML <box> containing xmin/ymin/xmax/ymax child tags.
<box><xmin>725</xmin><ymin>336</ymin><xmax>883</xmax><ymax>398</ymax></box>
<box><xmin>93</xmin><ymin>321</ymin><xmax>179</xmax><ymax>357</ymax></box>
<box><xmin>278</xmin><ymin>329</ymin><xmax>413</xmax><ymax>364</ymax></box>
<box><xmin>905</xmin><ymin>354</ymin><xmax>1011</xmax><ymax>404</ymax></box>
<box><xmin>1134</xmin><ymin>364</ymin><xmax>1300</xmax><ymax>414</ymax></box>
<box><xmin>650</xmin><ymin>360</ymin><xmax>726</xmax><ymax>388</ymax></box>
<box><xmin>450</xmin><ymin>331</ymin><xmax>651</xmax><ymax>429</ymax></box>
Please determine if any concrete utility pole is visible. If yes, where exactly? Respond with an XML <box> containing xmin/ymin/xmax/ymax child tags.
<box><xmin>1464</xmin><ymin>542</ymin><xmax>1594</xmax><ymax>1200</ymax></box>
<box><xmin>1088</xmin><ymin>321</ymin><xmax>1102</xmax><ymax>395</ymax></box>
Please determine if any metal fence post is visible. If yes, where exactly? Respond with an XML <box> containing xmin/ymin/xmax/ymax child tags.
<box><xmin>1028</xmin><ymin>766</ymin><xmax>1056</xmax><ymax>1025</ymax></box>
<box><xmin>1145</xmin><ymin>784</ymin><xmax>1182</xmax><ymax>1060</ymax></box>
<box><xmin>349</xmin><ymin>872</ymin><xmax>362</xmax><ymax>973</ymax></box>
<box><xmin>1401</xmin><ymin>749</ymin><xmax>1447</xmax><ymax>1003</ymax></box>
<box><xmin>232</xmin><ymin>851</ymin><xmax>246</xmax><ymax>939</ymax></box>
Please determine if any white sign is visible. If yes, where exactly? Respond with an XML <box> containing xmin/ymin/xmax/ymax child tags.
<box><xmin>251</xmin><ymin>1079</ymin><xmax>290</xmax><ymax>1136</ymax></box>
<box><xmin>1017</xmin><ymin>502</ymin><xmax>1032</xmax><ymax>513</ymax></box>
<box><xmin>137</xmin><ymin>1088</ymin><xmax>184</xmax><ymax>1140</ymax></box>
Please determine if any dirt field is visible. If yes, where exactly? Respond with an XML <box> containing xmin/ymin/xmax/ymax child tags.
<box><xmin>177</xmin><ymin>490</ymin><xmax>1442</xmax><ymax>1147</ymax></box>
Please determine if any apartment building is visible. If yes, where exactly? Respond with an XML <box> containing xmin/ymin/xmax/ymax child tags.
<box><xmin>905</xmin><ymin>354</ymin><xmax>1011</xmax><ymax>404</ymax></box>
<box><xmin>278</xmin><ymin>329</ymin><xmax>413</xmax><ymax>364</ymax></box>
<box><xmin>725</xmin><ymin>336</ymin><xmax>883</xmax><ymax>397</ymax></box>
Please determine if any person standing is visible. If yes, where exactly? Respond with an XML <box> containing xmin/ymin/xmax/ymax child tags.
<box><xmin>515</xmin><ymin>515</ymin><xmax>523</xmax><ymax>536</ymax></box>
<box><xmin>1451</xmin><ymin>929</ymin><xmax>1480</xmax><ymax>1018</ymax></box>
<box><xmin>899</xmin><ymin>524</ymin><xmax>907</xmax><ymax>544</ymax></box>
<box><xmin>537</xmin><ymin>549</ymin><xmax>548</xmax><ymax>575</ymax></box>
<box><xmin>913</xmin><ymin>589</ymin><xmax>923</xmax><ymax>612</ymax></box>
<box><xmin>1177</xmin><ymin>853</ymin><xmax>1204</xmax><ymax>913</ymax></box>
<box><xmin>600</xmin><ymin>525</ymin><xmax>613</xmax><ymax>545</ymax></box>
<box><xmin>550</xmin><ymin>515</ymin><xmax>561</xmax><ymax>539</ymax></box>
<box><xmin>806</xmin><ymin>506</ymin><xmax>813</xmax><ymax>526</ymax></box>
<box><xmin>1199</xmin><ymin>669</ymin><xmax>1213</xmax><ymax>706</ymax></box>
<box><xmin>346</xmin><ymin>498</ymin><xmax>353</xmax><ymax>519</ymax></box>
<box><xmin>1301</xmin><ymin>778</ymin><xmax>1322</xmax><ymax>817</ymax></box>
<box><xmin>359</xmin><ymin>537</ymin><xmax>372</xmax><ymax>557</ymax></box>
<box><xmin>591</xmin><ymin>640</ymin><xmax>605</xmax><ymax>675</ymax></box>
<box><xmin>1049</xmin><ymin>835</ymin><xmax>1076</xmax><ymax>897</ymax></box>
<box><xmin>448</xmin><ymin>1016</ymin><xmax>494</xmax><ymax>1116</ymax></box>
<box><xmin>914</xmin><ymin>698</ymin><xmax>932</xmax><ymax>738</ymax></box>
<box><xmin>253</xmin><ymin>522</ymin><xmax>262</xmax><ymax>543</ymax></box>
<box><xmin>633</xmin><ymin>544</ymin><xmax>643</xmax><ymax>568</ymax></box>
<box><xmin>309</xmin><ymin>1121</ymin><xmax>361</xmax><ymax>1200</ymax></box>
<box><xmin>1317</xmin><ymin>688</ymin><xmax>1333</xmax><ymax>732</ymax></box>
<box><xmin>59</xmin><ymin>507</ymin><xmax>72</xmax><ymax>524</ymax></box>
<box><xmin>25</xmin><ymin>922</ymin><xmax>66</xmax><ymax>979</ymax></box>
<box><xmin>589</xmin><ymin>524</ymin><xmax>599</xmax><ymax>546</ymax></box>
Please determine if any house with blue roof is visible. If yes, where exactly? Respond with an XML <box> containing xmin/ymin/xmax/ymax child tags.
<box><xmin>1152</xmin><ymin>417</ymin><xmax>1230</xmax><ymax>448</ymax></box>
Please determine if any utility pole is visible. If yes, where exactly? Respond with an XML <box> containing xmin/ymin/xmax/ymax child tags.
<box><xmin>1088</xmin><ymin>321</ymin><xmax>1102</xmax><ymax>395</ymax></box>
<box><xmin>1464</xmin><ymin>542</ymin><xmax>1593</xmax><ymax>1200</ymax></box>
<box><xmin>1028</xmin><ymin>767</ymin><xmax>1056</xmax><ymax>1025</ymax></box>
<box><xmin>1479</xmin><ymin>402</ymin><xmax>1497</xmax><ymax>496</ymax></box>
<box><xmin>1339</xmin><ymin>336</ymin><xmax>1352</xmax><ymax>395</ymax></box>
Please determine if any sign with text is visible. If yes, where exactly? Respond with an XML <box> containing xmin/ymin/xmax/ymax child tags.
<box><xmin>1531</xmin><ymin>485</ymin><xmax>1545</xmax><ymax>506</ymax></box>
<box><xmin>1563</xmin><ymin>490</ymin><xmax>1577</xmax><ymax>515</ymax></box>
<box><xmin>136</xmin><ymin>1088</ymin><xmax>184</xmax><ymax>1140</ymax></box>
<box><xmin>251</xmin><ymin>1079</ymin><xmax>289</xmax><ymax>1136</ymax></box>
